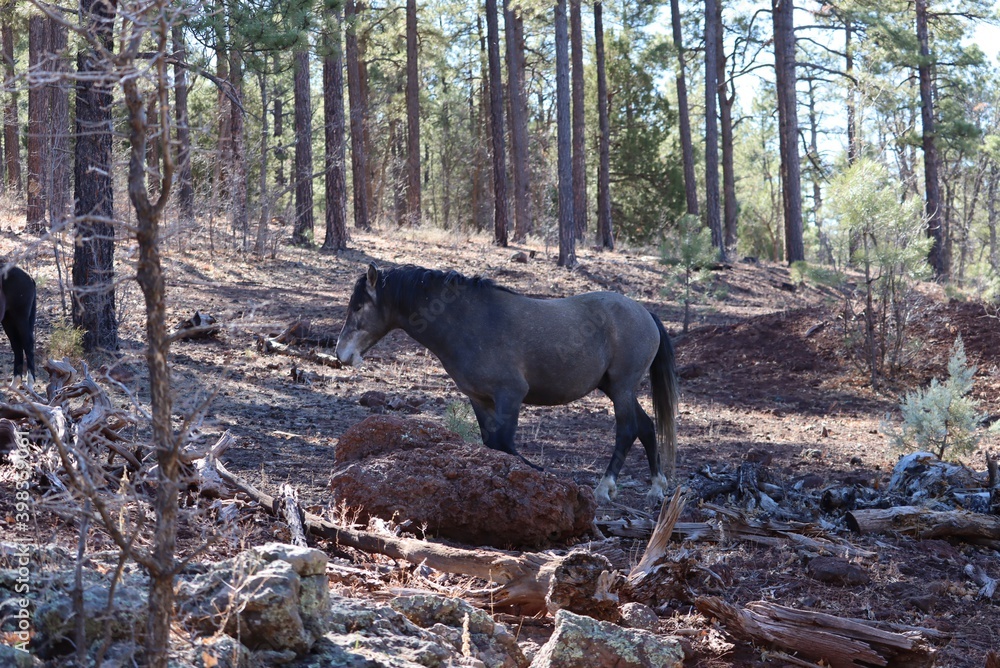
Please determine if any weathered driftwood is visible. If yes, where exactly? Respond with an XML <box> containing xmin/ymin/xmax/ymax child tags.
<box><xmin>629</xmin><ymin>488</ymin><xmax>686</xmax><ymax>583</ymax></box>
<box><xmin>599</xmin><ymin>505</ymin><xmax>874</xmax><ymax>559</ymax></box>
<box><xmin>280</xmin><ymin>483</ymin><xmax>308</xmax><ymax>548</ymax></box>
<box><xmin>213</xmin><ymin>459</ymin><xmax>611</xmax><ymax>615</ymax></box>
<box><xmin>696</xmin><ymin>597</ymin><xmax>937</xmax><ymax>668</ymax></box>
<box><xmin>846</xmin><ymin>506</ymin><xmax>1000</xmax><ymax>541</ymax></box>
<box><xmin>964</xmin><ymin>563</ymin><xmax>998</xmax><ymax>600</ymax></box>
<box><xmin>254</xmin><ymin>333</ymin><xmax>343</xmax><ymax>369</ymax></box>
<box><xmin>171</xmin><ymin>311</ymin><xmax>221</xmax><ymax>341</ymax></box>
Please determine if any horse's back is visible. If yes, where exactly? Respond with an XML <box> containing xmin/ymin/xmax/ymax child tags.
<box><xmin>490</xmin><ymin>290</ymin><xmax>659</xmax><ymax>405</ymax></box>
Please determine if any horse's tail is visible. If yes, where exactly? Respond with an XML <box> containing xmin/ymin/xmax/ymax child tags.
<box><xmin>649</xmin><ymin>312</ymin><xmax>679</xmax><ymax>476</ymax></box>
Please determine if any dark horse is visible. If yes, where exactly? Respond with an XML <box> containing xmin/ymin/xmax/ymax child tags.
<box><xmin>336</xmin><ymin>263</ymin><xmax>679</xmax><ymax>503</ymax></box>
<box><xmin>0</xmin><ymin>266</ymin><xmax>36</xmax><ymax>382</ymax></box>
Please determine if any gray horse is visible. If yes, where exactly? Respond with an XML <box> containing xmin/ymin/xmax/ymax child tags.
<box><xmin>335</xmin><ymin>263</ymin><xmax>679</xmax><ymax>504</ymax></box>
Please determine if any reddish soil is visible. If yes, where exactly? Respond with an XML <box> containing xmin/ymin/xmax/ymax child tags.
<box><xmin>2</xmin><ymin>224</ymin><xmax>999</xmax><ymax>666</ymax></box>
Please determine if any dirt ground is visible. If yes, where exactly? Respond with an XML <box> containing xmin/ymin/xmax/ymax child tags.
<box><xmin>2</xmin><ymin>221</ymin><xmax>1000</xmax><ymax>666</ymax></box>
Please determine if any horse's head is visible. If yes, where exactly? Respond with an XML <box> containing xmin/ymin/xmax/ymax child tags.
<box><xmin>336</xmin><ymin>262</ymin><xmax>392</xmax><ymax>366</ymax></box>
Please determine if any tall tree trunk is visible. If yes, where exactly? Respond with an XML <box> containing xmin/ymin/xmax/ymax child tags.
<box><xmin>213</xmin><ymin>1</ymin><xmax>231</xmax><ymax>219</ymax></box>
<box><xmin>358</xmin><ymin>11</ymin><xmax>376</xmax><ymax>225</ymax></box>
<box><xmin>323</xmin><ymin>8</ymin><xmax>348</xmax><ymax>251</ymax></box>
<box><xmin>570</xmin><ymin>0</ymin><xmax>586</xmax><ymax>239</ymax></box>
<box><xmin>506</xmin><ymin>4</ymin><xmax>531</xmax><ymax>242</ymax></box>
<box><xmin>772</xmin><ymin>0</ymin><xmax>805</xmax><ymax>264</ymax></box>
<box><xmin>845</xmin><ymin>17</ymin><xmax>859</xmax><ymax>260</ymax></box>
<box><xmin>1</xmin><ymin>11</ymin><xmax>20</xmax><ymax>195</ymax></box>
<box><xmin>594</xmin><ymin>1</ymin><xmax>612</xmax><ymax>250</ymax></box>
<box><xmin>254</xmin><ymin>67</ymin><xmax>271</xmax><ymax>256</ymax></box>
<box><xmin>915</xmin><ymin>0</ymin><xmax>944</xmax><ymax>277</ymax></box>
<box><xmin>405</xmin><ymin>0</ymin><xmax>421</xmax><ymax>226</ymax></box>
<box><xmin>26</xmin><ymin>13</ymin><xmax>48</xmax><ymax>233</ymax></box>
<box><xmin>274</xmin><ymin>86</ymin><xmax>285</xmax><ymax>188</ymax></box>
<box><xmin>391</xmin><ymin>119</ymin><xmax>405</xmax><ymax>226</ymax></box>
<box><xmin>715</xmin><ymin>8</ymin><xmax>736</xmax><ymax>254</ymax></box>
<box><xmin>704</xmin><ymin>0</ymin><xmax>723</xmax><ymax>258</ymax></box>
<box><xmin>173</xmin><ymin>25</ymin><xmax>194</xmax><ymax>225</ymax></box>
<box><xmin>555</xmin><ymin>0</ymin><xmax>575</xmax><ymax>267</ymax></box>
<box><xmin>293</xmin><ymin>46</ymin><xmax>315</xmax><ymax>245</ymax></box>
<box><xmin>121</xmin><ymin>34</ymin><xmax>176</xmax><ymax>665</ymax></box>
<box><xmin>74</xmin><ymin>0</ymin><xmax>119</xmax><ymax>353</ymax></box>
<box><xmin>346</xmin><ymin>0</ymin><xmax>370</xmax><ymax>230</ymax></box>
<box><xmin>988</xmin><ymin>163</ymin><xmax>997</xmax><ymax>270</ymax></box>
<box><xmin>146</xmin><ymin>95</ymin><xmax>161</xmax><ymax>197</ymax></box>
<box><xmin>671</xmin><ymin>0</ymin><xmax>697</xmax><ymax>215</ymax></box>
<box><xmin>48</xmin><ymin>17</ymin><xmax>70</xmax><ymax>232</ymax></box>
<box><xmin>845</xmin><ymin>19</ymin><xmax>858</xmax><ymax>165</ymax></box>
<box><xmin>806</xmin><ymin>77</ymin><xmax>833</xmax><ymax>264</ymax></box>
<box><xmin>229</xmin><ymin>46</ymin><xmax>248</xmax><ymax>247</ymax></box>
<box><xmin>486</xmin><ymin>0</ymin><xmax>508</xmax><ymax>245</ymax></box>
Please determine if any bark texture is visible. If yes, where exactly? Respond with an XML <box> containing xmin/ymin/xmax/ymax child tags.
<box><xmin>486</xmin><ymin>0</ymin><xmax>508</xmax><ymax>245</ymax></box>
<box><xmin>772</xmin><ymin>0</ymin><xmax>805</xmax><ymax>263</ymax></box>
<box><xmin>916</xmin><ymin>0</ymin><xmax>945</xmax><ymax>277</ymax></box>
<box><xmin>73</xmin><ymin>0</ymin><xmax>119</xmax><ymax>353</ymax></box>
<box><xmin>594</xmin><ymin>1</ymin><xmax>613</xmax><ymax>249</ymax></box>
<box><xmin>405</xmin><ymin>0</ymin><xmax>421</xmax><ymax>226</ymax></box>
<box><xmin>323</xmin><ymin>10</ymin><xmax>349</xmax><ymax>251</ymax></box>
<box><xmin>570</xmin><ymin>0</ymin><xmax>586</xmax><ymax>239</ymax></box>
<box><xmin>293</xmin><ymin>47</ymin><xmax>315</xmax><ymax>245</ymax></box>
<box><xmin>556</xmin><ymin>0</ymin><xmax>575</xmax><ymax>267</ymax></box>
<box><xmin>346</xmin><ymin>0</ymin><xmax>370</xmax><ymax>230</ymax></box>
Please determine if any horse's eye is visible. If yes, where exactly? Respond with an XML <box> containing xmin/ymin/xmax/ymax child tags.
<box><xmin>352</xmin><ymin>302</ymin><xmax>362</xmax><ymax>313</ymax></box>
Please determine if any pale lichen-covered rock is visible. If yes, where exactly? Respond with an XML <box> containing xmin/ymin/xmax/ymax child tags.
<box><xmin>0</xmin><ymin>643</ymin><xmax>37</xmax><ymax>668</ymax></box>
<box><xmin>529</xmin><ymin>609</ymin><xmax>683</xmax><ymax>668</ymax></box>
<box><xmin>32</xmin><ymin>576</ymin><xmax>148</xmax><ymax>651</ymax></box>
<box><xmin>175</xmin><ymin>543</ymin><xmax>329</xmax><ymax>657</ymax></box>
<box><xmin>618</xmin><ymin>602</ymin><xmax>660</xmax><ymax>631</ymax></box>
<box><xmin>330</xmin><ymin>416</ymin><xmax>596</xmax><ymax>549</ymax></box>
<box><xmin>389</xmin><ymin>594</ymin><xmax>528</xmax><ymax>668</ymax></box>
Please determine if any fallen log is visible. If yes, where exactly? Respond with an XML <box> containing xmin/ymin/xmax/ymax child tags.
<box><xmin>599</xmin><ymin>506</ymin><xmax>874</xmax><ymax>559</ymax></box>
<box><xmin>696</xmin><ymin>597</ymin><xmax>937</xmax><ymax>668</ymax></box>
<box><xmin>213</xmin><ymin>459</ymin><xmax>612</xmax><ymax>615</ymax></box>
<box><xmin>254</xmin><ymin>333</ymin><xmax>342</xmax><ymax>369</ymax></box>
<box><xmin>846</xmin><ymin>506</ymin><xmax>1000</xmax><ymax>541</ymax></box>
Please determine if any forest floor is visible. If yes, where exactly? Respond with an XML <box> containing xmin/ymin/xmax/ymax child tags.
<box><xmin>2</xmin><ymin>218</ymin><xmax>1000</xmax><ymax>666</ymax></box>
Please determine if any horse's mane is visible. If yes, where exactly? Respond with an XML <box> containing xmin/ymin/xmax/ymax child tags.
<box><xmin>355</xmin><ymin>264</ymin><xmax>515</xmax><ymax>313</ymax></box>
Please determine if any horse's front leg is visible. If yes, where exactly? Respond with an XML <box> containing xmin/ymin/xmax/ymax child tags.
<box><xmin>469</xmin><ymin>395</ymin><xmax>539</xmax><ymax>470</ymax></box>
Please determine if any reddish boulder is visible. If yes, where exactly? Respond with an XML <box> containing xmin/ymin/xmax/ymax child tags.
<box><xmin>331</xmin><ymin>416</ymin><xmax>596</xmax><ymax>549</ymax></box>
<box><xmin>334</xmin><ymin>414</ymin><xmax>462</xmax><ymax>465</ymax></box>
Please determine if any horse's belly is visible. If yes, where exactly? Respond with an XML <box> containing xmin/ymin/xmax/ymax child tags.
<box><xmin>523</xmin><ymin>389</ymin><xmax>589</xmax><ymax>406</ymax></box>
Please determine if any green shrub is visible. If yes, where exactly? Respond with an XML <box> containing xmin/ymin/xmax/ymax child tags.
<box><xmin>887</xmin><ymin>337</ymin><xmax>986</xmax><ymax>460</ymax></box>
<box><xmin>828</xmin><ymin>159</ymin><xmax>931</xmax><ymax>389</ymax></box>
<box><xmin>444</xmin><ymin>401</ymin><xmax>480</xmax><ymax>443</ymax></box>
<box><xmin>661</xmin><ymin>214</ymin><xmax>718</xmax><ymax>333</ymax></box>
<box><xmin>48</xmin><ymin>318</ymin><xmax>85</xmax><ymax>361</ymax></box>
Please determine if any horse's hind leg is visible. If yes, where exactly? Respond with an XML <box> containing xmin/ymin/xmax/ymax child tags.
<box><xmin>595</xmin><ymin>398</ymin><xmax>641</xmax><ymax>504</ymax></box>
<box><xmin>2</xmin><ymin>316</ymin><xmax>23</xmax><ymax>381</ymax></box>
<box><xmin>635</xmin><ymin>401</ymin><xmax>669</xmax><ymax>503</ymax></box>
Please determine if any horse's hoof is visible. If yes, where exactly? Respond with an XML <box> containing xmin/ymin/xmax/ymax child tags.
<box><xmin>594</xmin><ymin>477</ymin><xmax>617</xmax><ymax>505</ymax></box>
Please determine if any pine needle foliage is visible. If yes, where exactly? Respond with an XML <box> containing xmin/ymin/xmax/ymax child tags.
<box><xmin>889</xmin><ymin>337</ymin><xmax>984</xmax><ymax>460</ymax></box>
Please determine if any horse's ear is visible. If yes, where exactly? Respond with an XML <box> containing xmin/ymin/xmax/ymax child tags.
<box><xmin>366</xmin><ymin>263</ymin><xmax>379</xmax><ymax>289</ymax></box>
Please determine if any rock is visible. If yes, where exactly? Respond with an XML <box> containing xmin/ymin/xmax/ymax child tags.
<box><xmin>529</xmin><ymin>609</ymin><xmax>683</xmax><ymax>668</ymax></box>
<box><xmin>256</xmin><ymin>543</ymin><xmax>328</xmax><ymax>577</ymax></box>
<box><xmin>334</xmin><ymin>415</ymin><xmax>462</xmax><ymax>465</ymax></box>
<box><xmin>330</xmin><ymin>416</ymin><xmax>595</xmax><ymax>549</ymax></box>
<box><xmin>33</xmin><ymin>577</ymin><xmax>148</xmax><ymax>653</ymax></box>
<box><xmin>618</xmin><ymin>602</ymin><xmax>659</xmax><ymax>631</ymax></box>
<box><xmin>805</xmin><ymin>556</ymin><xmax>870</xmax><ymax>586</ymax></box>
<box><xmin>176</xmin><ymin>543</ymin><xmax>329</xmax><ymax>657</ymax></box>
<box><xmin>358</xmin><ymin>390</ymin><xmax>388</xmax><ymax>408</ymax></box>
<box><xmin>0</xmin><ymin>644</ymin><xmax>36</xmax><ymax>667</ymax></box>
<box><xmin>390</xmin><ymin>594</ymin><xmax>527</xmax><ymax>668</ymax></box>
<box><xmin>510</xmin><ymin>251</ymin><xmax>529</xmax><ymax>264</ymax></box>
<box><xmin>225</xmin><ymin>560</ymin><xmax>313</xmax><ymax>654</ymax></box>
<box><xmin>314</xmin><ymin>596</ymin><xmax>462</xmax><ymax>667</ymax></box>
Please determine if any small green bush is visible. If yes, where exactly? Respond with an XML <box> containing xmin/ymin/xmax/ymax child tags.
<box><xmin>661</xmin><ymin>214</ymin><xmax>718</xmax><ymax>333</ymax></box>
<box><xmin>48</xmin><ymin>319</ymin><xmax>85</xmax><ymax>361</ymax></box>
<box><xmin>445</xmin><ymin>401</ymin><xmax>480</xmax><ymax>443</ymax></box>
<box><xmin>887</xmin><ymin>337</ymin><xmax>986</xmax><ymax>460</ymax></box>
